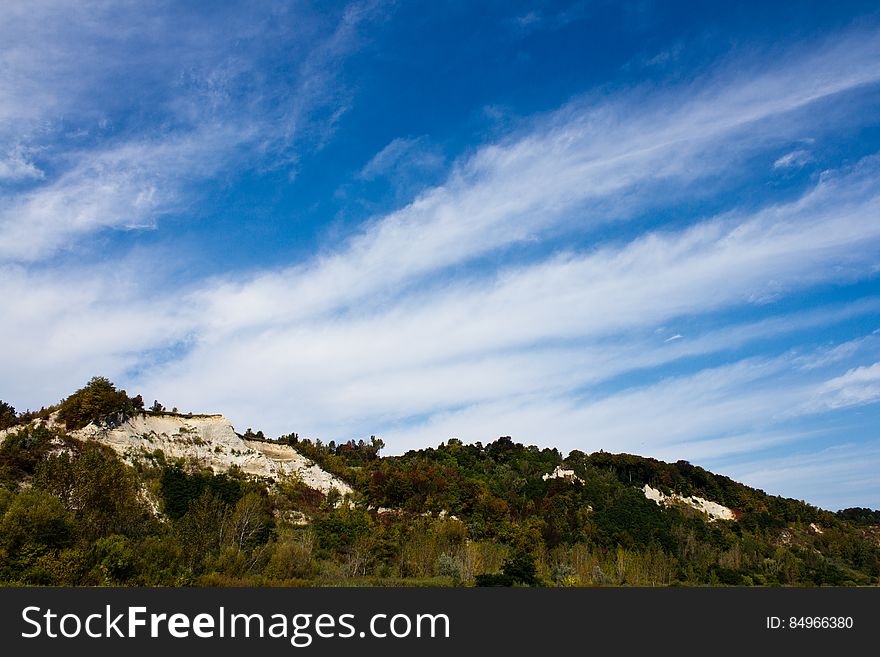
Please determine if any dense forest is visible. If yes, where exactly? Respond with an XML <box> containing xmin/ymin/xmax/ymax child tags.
<box><xmin>1</xmin><ymin>378</ymin><xmax>878</xmax><ymax>587</ymax></box>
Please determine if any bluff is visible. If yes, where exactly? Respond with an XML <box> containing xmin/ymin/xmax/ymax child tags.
<box><xmin>71</xmin><ymin>411</ymin><xmax>353</xmax><ymax>497</ymax></box>
<box><xmin>1</xmin><ymin>379</ymin><xmax>878</xmax><ymax>587</ymax></box>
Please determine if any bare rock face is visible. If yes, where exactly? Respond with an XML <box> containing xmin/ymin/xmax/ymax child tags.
<box><xmin>642</xmin><ymin>483</ymin><xmax>735</xmax><ymax>522</ymax></box>
<box><xmin>71</xmin><ymin>412</ymin><xmax>353</xmax><ymax>497</ymax></box>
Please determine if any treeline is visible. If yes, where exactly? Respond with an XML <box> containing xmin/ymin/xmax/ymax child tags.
<box><xmin>335</xmin><ymin>438</ymin><xmax>880</xmax><ymax>585</ymax></box>
<box><xmin>0</xmin><ymin>376</ymin><xmax>187</xmax><ymax>434</ymax></box>
<box><xmin>276</xmin><ymin>433</ymin><xmax>385</xmax><ymax>478</ymax></box>
<box><xmin>2</xmin><ymin>422</ymin><xmax>878</xmax><ymax>586</ymax></box>
<box><xmin>1</xmin><ymin>376</ymin><xmax>143</xmax><ymax>432</ymax></box>
<box><xmin>0</xmin><ymin>422</ymin><xmax>480</xmax><ymax>586</ymax></box>
<box><xmin>1</xmin><ymin>378</ymin><xmax>879</xmax><ymax>587</ymax></box>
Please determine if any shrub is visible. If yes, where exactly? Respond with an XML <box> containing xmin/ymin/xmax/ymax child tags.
<box><xmin>437</xmin><ymin>553</ymin><xmax>463</xmax><ymax>580</ymax></box>
<box><xmin>474</xmin><ymin>573</ymin><xmax>515</xmax><ymax>586</ymax></box>
<box><xmin>551</xmin><ymin>562</ymin><xmax>578</xmax><ymax>585</ymax></box>
<box><xmin>501</xmin><ymin>549</ymin><xmax>540</xmax><ymax>586</ymax></box>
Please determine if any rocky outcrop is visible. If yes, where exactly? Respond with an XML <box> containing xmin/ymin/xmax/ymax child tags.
<box><xmin>642</xmin><ymin>483</ymin><xmax>735</xmax><ymax>522</ymax></box>
<box><xmin>542</xmin><ymin>465</ymin><xmax>584</xmax><ymax>483</ymax></box>
<box><xmin>71</xmin><ymin>412</ymin><xmax>353</xmax><ymax>497</ymax></box>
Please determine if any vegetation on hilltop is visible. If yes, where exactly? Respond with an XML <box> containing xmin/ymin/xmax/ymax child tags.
<box><xmin>0</xmin><ymin>378</ymin><xmax>878</xmax><ymax>587</ymax></box>
<box><xmin>56</xmin><ymin>376</ymin><xmax>144</xmax><ymax>430</ymax></box>
<box><xmin>0</xmin><ymin>401</ymin><xmax>16</xmax><ymax>431</ymax></box>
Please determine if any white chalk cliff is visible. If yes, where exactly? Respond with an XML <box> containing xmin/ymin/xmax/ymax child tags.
<box><xmin>72</xmin><ymin>412</ymin><xmax>353</xmax><ymax>497</ymax></box>
<box><xmin>642</xmin><ymin>483</ymin><xmax>735</xmax><ymax>522</ymax></box>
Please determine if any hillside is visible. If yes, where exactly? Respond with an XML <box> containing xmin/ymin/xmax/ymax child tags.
<box><xmin>0</xmin><ymin>377</ymin><xmax>878</xmax><ymax>587</ymax></box>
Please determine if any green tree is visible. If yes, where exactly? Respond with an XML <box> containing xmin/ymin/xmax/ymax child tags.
<box><xmin>94</xmin><ymin>534</ymin><xmax>135</xmax><ymax>584</ymax></box>
<box><xmin>57</xmin><ymin>376</ymin><xmax>139</xmax><ymax>430</ymax></box>
<box><xmin>229</xmin><ymin>492</ymin><xmax>272</xmax><ymax>551</ymax></box>
<box><xmin>34</xmin><ymin>443</ymin><xmax>150</xmax><ymax>541</ymax></box>
<box><xmin>174</xmin><ymin>492</ymin><xmax>230</xmax><ymax>571</ymax></box>
<box><xmin>501</xmin><ymin>549</ymin><xmax>540</xmax><ymax>586</ymax></box>
<box><xmin>0</xmin><ymin>401</ymin><xmax>16</xmax><ymax>430</ymax></box>
<box><xmin>0</xmin><ymin>489</ymin><xmax>72</xmax><ymax>581</ymax></box>
<box><xmin>0</xmin><ymin>423</ymin><xmax>55</xmax><ymax>486</ymax></box>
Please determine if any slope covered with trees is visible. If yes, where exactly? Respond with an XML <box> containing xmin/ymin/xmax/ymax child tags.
<box><xmin>0</xmin><ymin>378</ymin><xmax>878</xmax><ymax>587</ymax></box>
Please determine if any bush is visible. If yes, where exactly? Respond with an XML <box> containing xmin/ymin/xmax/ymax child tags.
<box><xmin>0</xmin><ymin>423</ymin><xmax>54</xmax><ymax>485</ymax></box>
<box><xmin>501</xmin><ymin>549</ymin><xmax>540</xmax><ymax>586</ymax></box>
<box><xmin>551</xmin><ymin>562</ymin><xmax>578</xmax><ymax>585</ymax></box>
<box><xmin>94</xmin><ymin>534</ymin><xmax>135</xmax><ymax>584</ymax></box>
<box><xmin>0</xmin><ymin>489</ymin><xmax>72</xmax><ymax>581</ymax></box>
<box><xmin>437</xmin><ymin>553</ymin><xmax>463</xmax><ymax>580</ymax></box>
<box><xmin>474</xmin><ymin>573</ymin><xmax>515</xmax><ymax>586</ymax></box>
<box><xmin>265</xmin><ymin>530</ymin><xmax>316</xmax><ymax>580</ymax></box>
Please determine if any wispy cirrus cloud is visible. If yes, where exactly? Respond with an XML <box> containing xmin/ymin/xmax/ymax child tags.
<box><xmin>0</xmin><ymin>145</ymin><xmax>44</xmax><ymax>182</ymax></box>
<box><xmin>0</xmin><ymin>128</ymin><xmax>243</xmax><ymax>260</ymax></box>
<box><xmin>189</xmin><ymin>28</ymin><xmax>880</xmax><ymax>337</ymax></box>
<box><xmin>773</xmin><ymin>148</ymin><xmax>813</xmax><ymax>170</ymax></box>
<box><xmin>0</xmin><ymin>1</ymin><xmax>378</xmax><ymax>262</ymax></box>
<box><xmin>730</xmin><ymin>442</ymin><xmax>880</xmax><ymax>510</ymax></box>
<box><xmin>132</xmin><ymin>153</ymin><xmax>880</xmax><ymax>450</ymax></box>
<box><xmin>3</xmin><ymin>19</ymin><xmax>880</xmax><ymax>508</ymax></box>
<box><xmin>358</xmin><ymin>137</ymin><xmax>445</xmax><ymax>181</ymax></box>
<box><xmin>812</xmin><ymin>362</ymin><xmax>880</xmax><ymax>410</ymax></box>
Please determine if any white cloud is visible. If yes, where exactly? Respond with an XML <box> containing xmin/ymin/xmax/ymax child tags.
<box><xmin>0</xmin><ymin>259</ymin><xmax>197</xmax><ymax>408</ymax></box>
<box><xmin>4</xmin><ymin>24</ymin><xmax>880</xmax><ymax>508</ymax></box>
<box><xmin>190</xmin><ymin>150</ymin><xmax>880</xmax><ymax>352</ymax></box>
<box><xmin>729</xmin><ymin>442</ymin><xmax>880</xmax><ymax>510</ymax></box>
<box><xmin>358</xmin><ymin>137</ymin><xmax>444</xmax><ymax>181</ymax></box>
<box><xmin>189</xmin><ymin>63</ymin><xmax>880</xmax><ymax>343</ymax></box>
<box><xmin>0</xmin><ymin>129</ymin><xmax>241</xmax><ymax>260</ymax></box>
<box><xmin>773</xmin><ymin>148</ymin><xmax>813</xmax><ymax>169</ymax></box>
<box><xmin>0</xmin><ymin>145</ymin><xmax>43</xmax><ymax>182</ymax></box>
<box><xmin>510</xmin><ymin>3</ymin><xmax>590</xmax><ymax>35</ymax></box>
<box><xmin>814</xmin><ymin>362</ymin><xmax>880</xmax><ymax>410</ymax></box>
<box><xmin>795</xmin><ymin>332</ymin><xmax>879</xmax><ymax>370</ymax></box>
<box><xmin>0</xmin><ymin>1</ymin><xmax>374</xmax><ymax>262</ymax></box>
<box><xmin>126</xmin><ymin>156</ymin><xmax>880</xmax><ymax>449</ymax></box>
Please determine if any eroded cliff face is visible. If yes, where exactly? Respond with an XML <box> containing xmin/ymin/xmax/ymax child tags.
<box><xmin>642</xmin><ymin>483</ymin><xmax>735</xmax><ymax>521</ymax></box>
<box><xmin>72</xmin><ymin>412</ymin><xmax>353</xmax><ymax>496</ymax></box>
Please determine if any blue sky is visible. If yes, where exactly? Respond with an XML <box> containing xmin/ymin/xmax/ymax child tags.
<box><xmin>2</xmin><ymin>1</ymin><xmax>880</xmax><ymax>510</ymax></box>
